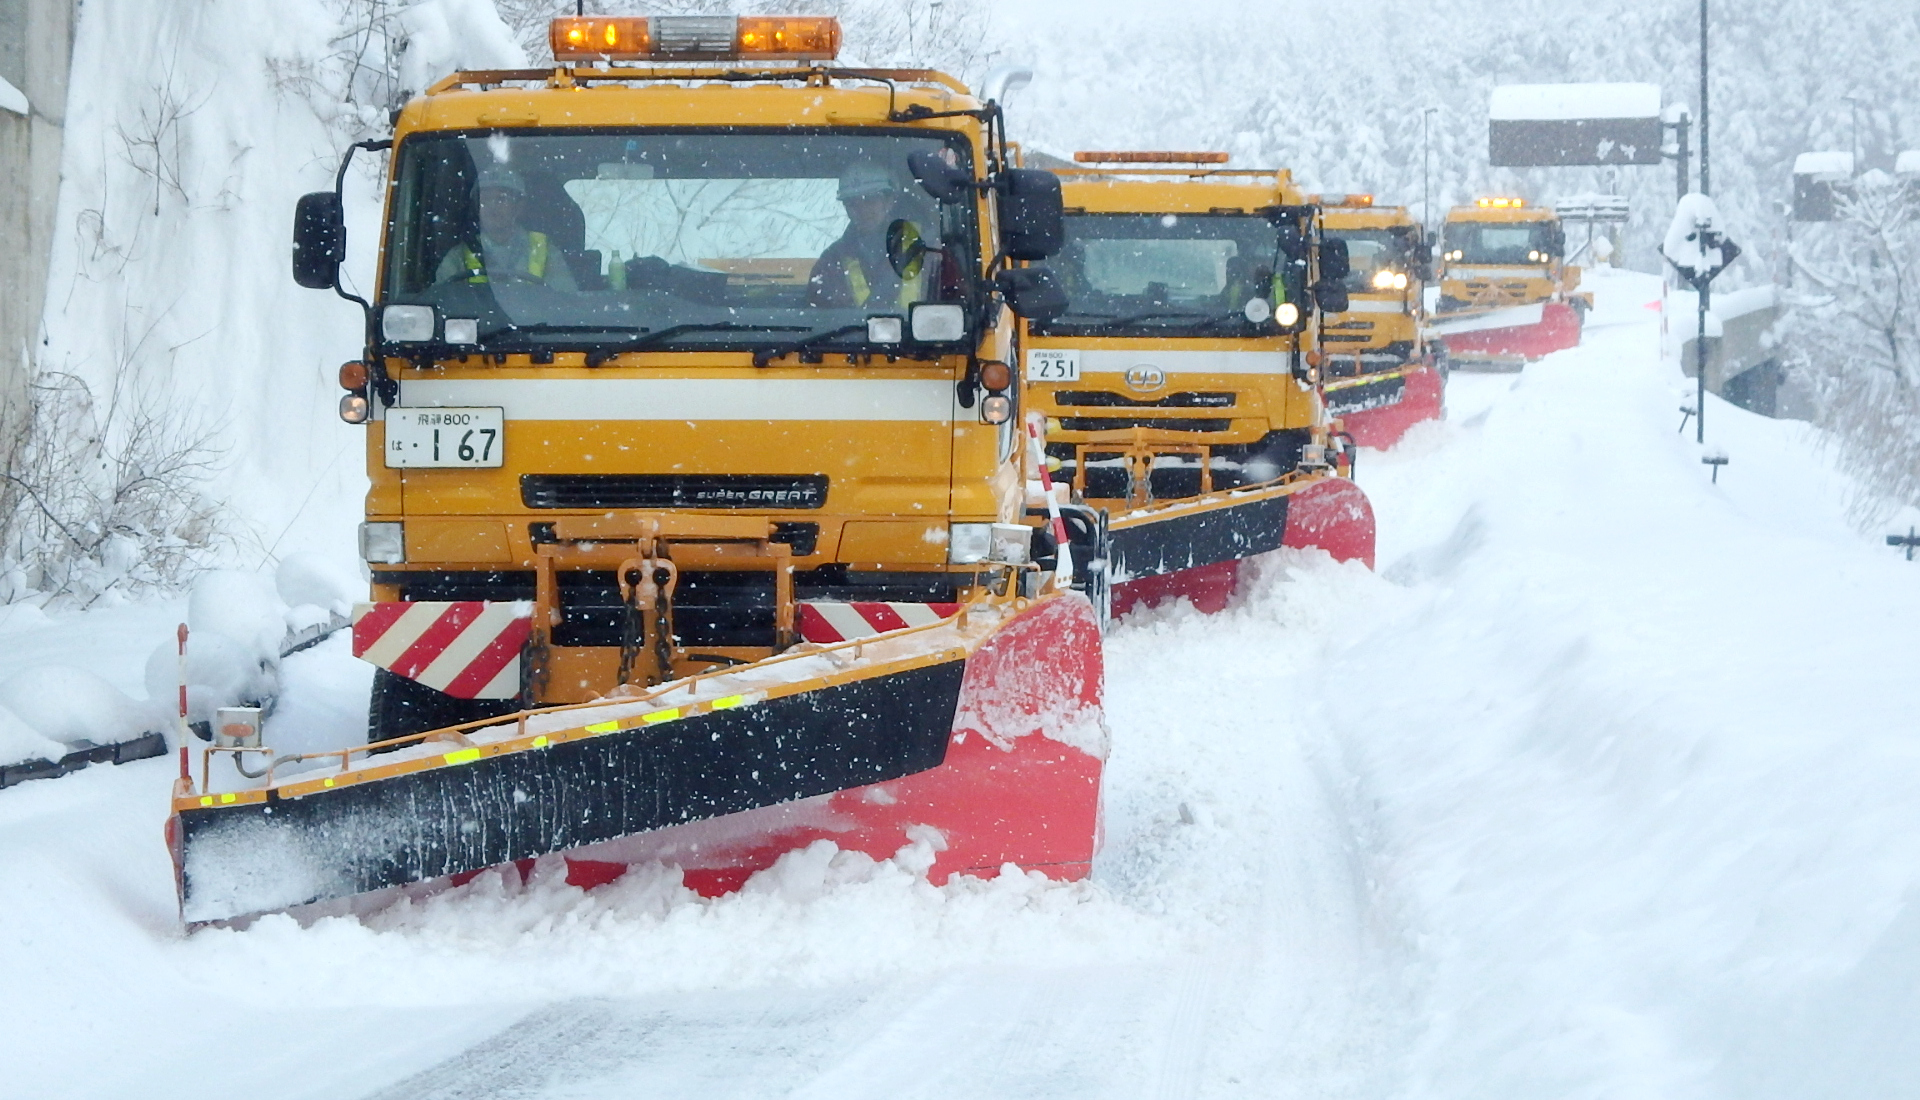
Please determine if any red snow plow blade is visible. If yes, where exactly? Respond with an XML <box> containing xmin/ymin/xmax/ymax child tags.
<box><xmin>1324</xmin><ymin>363</ymin><xmax>1445</xmax><ymax>450</ymax></box>
<box><xmin>1436</xmin><ymin>301</ymin><xmax>1582</xmax><ymax>368</ymax></box>
<box><xmin>1106</xmin><ymin>474</ymin><xmax>1375</xmax><ymax>616</ymax></box>
<box><xmin>167</xmin><ymin>591</ymin><xmax>1103</xmax><ymax>924</ymax></box>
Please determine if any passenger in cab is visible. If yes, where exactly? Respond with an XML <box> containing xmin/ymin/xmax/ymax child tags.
<box><xmin>437</xmin><ymin>166</ymin><xmax>578</xmax><ymax>290</ymax></box>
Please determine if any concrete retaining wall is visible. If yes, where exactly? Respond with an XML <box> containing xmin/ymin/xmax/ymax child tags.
<box><xmin>0</xmin><ymin>0</ymin><xmax>77</xmax><ymax>431</ymax></box>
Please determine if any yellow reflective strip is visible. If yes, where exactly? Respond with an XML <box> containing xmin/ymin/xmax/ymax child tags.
<box><xmin>585</xmin><ymin>721</ymin><xmax>618</xmax><ymax>734</ymax></box>
<box><xmin>444</xmin><ymin>747</ymin><xmax>482</xmax><ymax>765</ymax></box>
<box><xmin>323</xmin><ymin>778</ymin><xmax>335</xmax><ymax>788</ymax></box>
<box><xmin>532</xmin><ymin>735</ymin><xmax>549</xmax><ymax>748</ymax></box>
<box><xmin>199</xmin><ymin>796</ymin><xmax>213</xmax><ymax>807</ymax></box>
<box><xmin>641</xmin><ymin>708</ymin><xmax>680</xmax><ymax>724</ymax></box>
<box><xmin>219</xmin><ymin>793</ymin><xmax>236</xmax><ymax>804</ymax></box>
<box><xmin>710</xmin><ymin>695</ymin><xmax>745</xmax><ymax>710</ymax></box>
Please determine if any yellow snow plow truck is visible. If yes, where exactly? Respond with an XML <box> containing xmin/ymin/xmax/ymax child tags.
<box><xmin>1432</xmin><ymin>197</ymin><xmax>1591</xmax><ymax>369</ymax></box>
<box><xmin>1021</xmin><ymin>152</ymin><xmax>1376</xmax><ymax>615</ymax></box>
<box><xmin>168</xmin><ymin>16</ymin><xmax>1108</xmax><ymax>924</ymax></box>
<box><xmin>1315</xmin><ymin>196</ymin><xmax>1444</xmax><ymax>449</ymax></box>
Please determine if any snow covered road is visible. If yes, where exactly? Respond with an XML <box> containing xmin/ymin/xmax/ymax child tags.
<box><xmin>5</xmin><ymin>271</ymin><xmax>1920</xmax><ymax>1097</ymax></box>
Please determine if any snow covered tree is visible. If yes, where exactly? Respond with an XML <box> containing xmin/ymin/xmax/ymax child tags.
<box><xmin>1781</xmin><ymin>171</ymin><xmax>1920</xmax><ymax>521</ymax></box>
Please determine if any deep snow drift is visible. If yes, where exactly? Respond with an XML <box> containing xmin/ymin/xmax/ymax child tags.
<box><xmin>4</xmin><ymin>271</ymin><xmax>1919</xmax><ymax>1098</ymax></box>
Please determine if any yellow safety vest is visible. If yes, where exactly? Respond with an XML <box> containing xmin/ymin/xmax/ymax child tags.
<box><xmin>462</xmin><ymin>232</ymin><xmax>549</xmax><ymax>284</ymax></box>
<box><xmin>845</xmin><ymin>256</ymin><xmax>923</xmax><ymax>311</ymax></box>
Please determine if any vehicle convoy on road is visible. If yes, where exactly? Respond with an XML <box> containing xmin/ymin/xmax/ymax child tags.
<box><xmin>1020</xmin><ymin>151</ymin><xmax>1376</xmax><ymax>614</ymax></box>
<box><xmin>1315</xmin><ymin>195</ymin><xmax>1444</xmax><ymax>449</ymax></box>
<box><xmin>166</xmin><ymin>15</ymin><xmax>1114</xmax><ymax>925</ymax></box>
<box><xmin>1432</xmin><ymin>196</ymin><xmax>1592</xmax><ymax>370</ymax></box>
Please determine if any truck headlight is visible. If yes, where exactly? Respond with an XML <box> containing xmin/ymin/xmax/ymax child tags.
<box><xmin>981</xmin><ymin>394</ymin><xmax>1013</xmax><ymax>424</ymax></box>
<box><xmin>359</xmin><ymin>522</ymin><xmax>404</xmax><ymax>564</ymax></box>
<box><xmin>948</xmin><ymin>523</ymin><xmax>992</xmax><ymax>564</ymax></box>
<box><xmin>867</xmin><ymin>316</ymin><xmax>903</xmax><ymax>344</ymax></box>
<box><xmin>1275</xmin><ymin>302</ymin><xmax>1300</xmax><ymax>326</ymax></box>
<box><xmin>910</xmin><ymin>303</ymin><xmax>965</xmax><ymax>342</ymax></box>
<box><xmin>381</xmin><ymin>305</ymin><xmax>435</xmax><ymax>342</ymax></box>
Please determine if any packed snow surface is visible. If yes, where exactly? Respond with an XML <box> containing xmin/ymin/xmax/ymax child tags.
<box><xmin>1488</xmin><ymin>82</ymin><xmax>1662</xmax><ymax>121</ymax></box>
<box><xmin>4</xmin><ymin>273</ymin><xmax>1920</xmax><ymax>1097</ymax></box>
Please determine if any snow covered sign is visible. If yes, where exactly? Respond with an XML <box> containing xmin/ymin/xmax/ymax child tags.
<box><xmin>1488</xmin><ymin>83</ymin><xmax>1663</xmax><ymax>167</ymax></box>
<box><xmin>1792</xmin><ymin>151</ymin><xmax>1854</xmax><ymax>222</ymax></box>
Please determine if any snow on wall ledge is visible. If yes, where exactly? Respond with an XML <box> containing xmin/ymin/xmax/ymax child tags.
<box><xmin>36</xmin><ymin>0</ymin><xmax>522</xmax><ymax>573</ymax></box>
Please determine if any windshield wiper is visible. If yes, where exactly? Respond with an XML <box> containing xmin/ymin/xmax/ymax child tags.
<box><xmin>617</xmin><ymin>322</ymin><xmax>809</xmax><ymax>355</ymax></box>
<box><xmin>1056</xmin><ymin>311</ymin><xmax>1247</xmax><ymax>329</ymax></box>
<box><xmin>478</xmin><ymin>323</ymin><xmax>649</xmax><ymax>341</ymax></box>
<box><xmin>752</xmin><ymin>324</ymin><xmax>868</xmax><ymax>368</ymax></box>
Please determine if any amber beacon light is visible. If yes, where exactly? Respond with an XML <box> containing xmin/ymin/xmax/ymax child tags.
<box><xmin>550</xmin><ymin>15</ymin><xmax>841</xmax><ymax>62</ymax></box>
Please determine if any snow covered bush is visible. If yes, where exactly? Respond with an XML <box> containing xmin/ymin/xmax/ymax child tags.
<box><xmin>0</xmin><ymin>368</ymin><xmax>227</xmax><ymax>607</ymax></box>
<box><xmin>1779</xmin><ymin>171</ymin><xmax>1920</xmax><ymax>524</ymax></box>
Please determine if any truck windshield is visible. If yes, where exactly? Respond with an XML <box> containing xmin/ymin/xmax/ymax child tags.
<box><xmin>1325</xmin><ymin>228</ymin><xmax>1406</xmax><ymax>292</ymax></box>
<box><xmin>1446</xmin><ymin>222</ymin><xmax>1559</xmax><ymax>265</ymax></box>
<box><xmin>381</xmin><ymin>130</ymin><xmax>977</xmax><ymax>353</ymax></box>
<box><xmin>1031</xmin><ymin>213</ymin><xmax>1280</xmax><ymax>337</ymax></box>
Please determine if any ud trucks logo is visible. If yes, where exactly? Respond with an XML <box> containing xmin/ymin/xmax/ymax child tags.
<box><xmin>1124</xmin><ymin>364</ymin><xmax>1166</xmax><ymax>393</ymax></box>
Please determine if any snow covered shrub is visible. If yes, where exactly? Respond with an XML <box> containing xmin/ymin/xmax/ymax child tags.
<box><xmin>1779</xmin><ymin>172</ymin><xmax>1920</xmax><ymax>525</ymax></box>
<box><xmin>0</xmin><ymin>367</ymin><xmax>228</xmax><ymax>607</ymax></box>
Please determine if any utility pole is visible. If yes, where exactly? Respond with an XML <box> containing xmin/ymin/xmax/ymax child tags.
<box><xmin>1422</xmin><ymin>106</ymin><xmax>1439</xmax><ymax>232</ymax></box>
<box><xmin>1845</xmin><ymin>93</ymin><xmax>1868</xmax><ymax>176</ymax></box>
<box><xmin>1698</xmin><ymin>0</ymin><xmax>1710</xmax><ymax>195</ymax></box>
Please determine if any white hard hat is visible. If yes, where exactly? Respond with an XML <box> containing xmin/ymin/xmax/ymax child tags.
<box><xmin>474</xmin><ymin>166</ymin><xmax>526</xmax><ymax>196</ymax></box>
<box><xmin>837</xmin><ymin>161</ymin><xmax>896</xmax><ymax>201</ymax></box>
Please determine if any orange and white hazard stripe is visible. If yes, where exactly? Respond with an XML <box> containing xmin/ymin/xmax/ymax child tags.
<box><xmin>797</xmin><ymin>602</ymin><xmax>959</xmax><ymax>644</ymax></box>
<box><xmin>351</xmin><ymin>601</ymin><xmax>532</xmax><ymax>699</ymax></box>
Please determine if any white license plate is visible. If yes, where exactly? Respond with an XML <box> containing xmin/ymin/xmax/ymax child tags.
<box><xmin>1026</xmin><ymin>348</ymin><xmax>1081</xmax><ymax>382</ymax></box>
<box><xmin>385</xmin><ymin>407</ymin><xmax>504</xmax><ymax>468</ymax></box>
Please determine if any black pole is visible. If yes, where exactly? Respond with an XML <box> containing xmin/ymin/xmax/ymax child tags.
<box><xmin>1696</xmin><ymin>281</ymin><xmax>1709</xmax><ymax>443</ymax></box>
<box><xmin>1699</xmin><ymin>0</ymin><xmax>1710</xmax><ymax>195</ymax></box>
<box><xmin>1676</xmin><ymin>114</ymin><xmax>1690</xmax><ymax>200</ymax></box>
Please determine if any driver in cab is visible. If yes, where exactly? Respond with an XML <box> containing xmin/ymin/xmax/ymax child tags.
<box><xmin>436</xmin><ymin>166</ymin><xmax>577</xmax><ymax>291</ymax></box>
<box><xmin>808</xmin><ymin>161</ymin><xmax>926</xmax><ymax>309</ymax></box>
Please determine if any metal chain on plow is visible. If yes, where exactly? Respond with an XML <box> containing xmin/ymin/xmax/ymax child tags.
<box><xmin>618</xmin><ymin>556</ymin><xmax>679</xmax><ymax>687</ymax></box>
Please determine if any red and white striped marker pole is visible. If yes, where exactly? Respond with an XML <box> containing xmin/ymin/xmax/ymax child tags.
<box><xmin>175</xmin><ymin>623</ymin><xmax>191</xmax><ymax>782</ymax></box>
<box><xmin>1025</xmin><ymin>413</ymin><xmax>1074</xmax><ymax>583</ymax></box>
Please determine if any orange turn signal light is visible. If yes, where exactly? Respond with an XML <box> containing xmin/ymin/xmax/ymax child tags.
<box><xmin>978</xmin><ymin>361</ymin><xmax>1012</xmax><ymax>391</ymax></box>
<box><xmin>338</xmin><ymin>361</ymin><xmax>368</xmax><ymax>390</ymax></box>
<box><xmin>1073</xmin><ymin>151</ymin><xmax>1230</xmax><ymax>164</ymax></box>
<box><xmin>1317</xmin><ymin>193</ymin><xmax>1373</xmax><ymax>207</ymax></box>
<box><xmin>550</xmin><ymin>15</ymin><xmax>839</xmax><ymax>61</ymax></box>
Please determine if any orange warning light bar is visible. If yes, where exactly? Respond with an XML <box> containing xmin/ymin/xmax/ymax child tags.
<box><xmin>1475</xmin><ymin>196</ymin><xmax>1526</xmax><ymax>208</ymax></box>
<box><xmin>1317</xmin><ymin>193</ymin><xmax>1374</xmax><ymax>207</ymax></box>
<box><xmin>1074</xmin><ymin>151</ymin><xmax>1231</xmax><ymax>164</ymax></box>
<box><xmin>550</xmin><ymin>15</ymin><xmax>840</xmax><ymax>62</ymax></box>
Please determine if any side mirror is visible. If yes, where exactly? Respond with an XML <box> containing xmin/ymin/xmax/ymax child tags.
<box><xmin>885</xmin><ymin>219</ymin><xmax>930</xmax><ymax>278</ymax></box>
<box><xmin>1318</xmin><ymin>237</ymin><xmax>1350</xmax><ymax>283</ymax></box>
<box><xmin>293</xmin><ymin>191</ymin><xmax>346</xmax><ymax>290</ymax></box>
<box><xmin>998</xmin><ymin>168</ymin><xmax>1064</xmax><ymax>261</ymax></box>
<box><xmin>1412</xmin><ymin>241</ymin><xmax>1435</xmax><ymax>282</ymax></box>
<box><xmin>909</xmin><ymin>150</ymin><xmax>974</xmax><ymax>203</ymax></box>
<box><xmin>995</xmin><ymin>266</ymin><xmax>1068</xmax><ymax>321</ymax></box>
<box><xmin>1313</xmin><ymin>281</ymin><xmax>1350</xmax><ymax>315</ymax></box>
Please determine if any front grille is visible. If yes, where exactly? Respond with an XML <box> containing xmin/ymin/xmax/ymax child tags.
<box><xmin>1049</xmin><ymin>428</ymin><xmax>1309</xmax><ymax>500</ymax></box>
<box><xmin>1321</xmin><ymin>334</ymin><xmax>1374</xmax><ymax>344</ymax></box>
<box><xmin>1058</xmin><ymin>417</ymin><xmax>1232</xmax><ymax>433</ymax></box>
<box><xmin>1324</xmin><ymin>320</ymin><xmax>1375</xmax><ymax>330</ymax></box>
<box><xmin>521</xmin><ymin>474</ymin><xmax>828</xmax><ymax>510</ymax></box>
<box><xmin>1053</xmin><ymin>391</ymin><xmax>1236</xmax><ymax>409</ymax></box>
